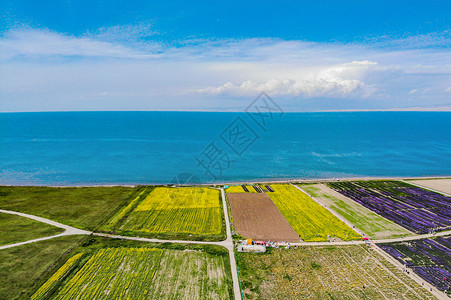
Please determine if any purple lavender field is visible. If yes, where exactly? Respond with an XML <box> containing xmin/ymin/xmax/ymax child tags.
<box><xmin>378</xmin><ymin>237</ymin><xmax>451</xmax><ymax>293</ymax></box>
<box><xmin>328</xmin><ymin>181</ymin><xmax>451</xmax><ymax>234</ymax></box>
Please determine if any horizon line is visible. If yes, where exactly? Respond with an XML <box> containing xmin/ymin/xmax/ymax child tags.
<box><xmin>1</xmin><ymin>107</ymin><xmax>451</xmax><ymax>113</ymax></box>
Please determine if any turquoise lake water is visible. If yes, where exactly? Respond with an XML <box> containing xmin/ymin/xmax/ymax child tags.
<box><xmin>1</xmin><ymin>112</ymin><xmax>450</xmax><ymax>185</ymax></box>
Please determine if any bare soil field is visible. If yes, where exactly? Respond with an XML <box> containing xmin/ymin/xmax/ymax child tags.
<box><xmin>407</xmin><ymin>178</ymin><xmax>451</xmax><ymax>195</ymax></box>
<box><xmin>227</xmin><ymin>193</ymin><xmax>300</xmax><ymax>242</ymax></box>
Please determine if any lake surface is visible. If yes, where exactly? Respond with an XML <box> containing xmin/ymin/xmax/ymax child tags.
<box><xmin>1</xmin><ymin>111</ymin><xmax>450</xmax><ymax>185</ymax></box>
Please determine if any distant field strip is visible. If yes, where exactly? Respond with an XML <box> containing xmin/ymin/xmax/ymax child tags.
<box><xmin>328</xmin><ymin>180</ymin><xmax>451</xmax><ymax>234</ymax></box>
<box><xmin>300</xmin><ymin>184</ymin><xmax>412</xmax><ymax>239</ymax></box>
<box><xmin>267</xmin><ymin>184</ymin><xmax>361</xmax><ymax>242</ymax></box>
<box><xmin>226</xmin><ymin>186</ymin><xmax>257</xmax><ymax>193</ymax></box>
<box><xmin>237</xmin><ymin>244</ymin><xmax>434</xmax><ymax>299</ymax></box>
<box><xmin>407</xmin><ymin>179</ymin><xmax>451</xmax><ymax>195</ymax></box>
<box><xmin>51</xmin><ymin>247</ymin><xmax>231</xmax><ymax>299</ymax></box>
<box><xmin>118</xmin><ymin>187</ymin><xmax>223</xmax><ymax>236</ymax></box>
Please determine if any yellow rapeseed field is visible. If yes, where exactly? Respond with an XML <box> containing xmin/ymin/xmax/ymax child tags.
<box><xmin>119</xmin><ymin>187</ymin><xmax>223</xmax><ymax>236</ymax></box>
<box><xmin>47</xmin><ymin>247</ymin><xmax>231</xmax><ymax>299</ymax></box>
<box><xmin>267</xmin><ymin>184</ymin><xmax>361</xmax><ymax>242</ymax></box>
<box><xmin>31</xmin><ymin>253</ymin><xmax>84</xmax><ymax>300</ymax></box>
<box><xmin>225</xmin><ymin>185</ymin><xmax>257</xmax><ymax>193</ymax></box>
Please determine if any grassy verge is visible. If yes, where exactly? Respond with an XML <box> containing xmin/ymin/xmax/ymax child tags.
<box><xmin>0</xmin><ymin>186</ymin><xmax>139</xmax><ymax>231</ymax></box>
<box><xmin>0</xmin><ymin>235</ymin><xmax>85</xmax><ymax>300</ymax></box>
<box><xmin>299</xmin><ymin>184</ymin><xmax>413</xmax><ymax>239</ymax></box>
<box><xmin>100</xmin><ymin>187</ymin><xmax>151</xmax><ymax>231</ymax></box>
<box><xmin>0</xmin><ymin>213</ymin><xmax>63</xmax><ymax>246</ymax></box>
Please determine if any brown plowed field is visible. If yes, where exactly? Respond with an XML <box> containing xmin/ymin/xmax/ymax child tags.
<box><xmin>227</xmin><ymin>193</ymin><xmax>300</xmax><ymax>242</ymax></box>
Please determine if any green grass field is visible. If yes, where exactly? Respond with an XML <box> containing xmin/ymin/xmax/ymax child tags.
<box><xmin>267</xmin><ymin>184</ymin><xmax>361</xmax><ymax>241</ymax></box>
<box><xmin>0</xmin><ymin>186</ymin><xmax>139</xmax><ymax>231</ymax></box>
<box><xmin>0</xmin><ymin>213</ymin><xmax>63</xmax><ymax>246</ymax></box>
<box><xmin>30</xmin><ymin>237</ymin><xmax>232</xmax><ymax>300</ymax></box>
<box><xmin>105</xmin><ymin>187</ymin><xmax>226</xmax><ymax>241</ymax></box>
<box><xmin>237</xmin><ymin>245</ymin><xmax>434</xmax><ymax>299</ymax></box>
<box><xmin>300</xmin><ymin>184</ymin><xmax>413</xmax><ymax>239</ymax></box>
<box><xmin>0</xmin><ymin>235</ymin><xmax>85</xmax><ymax>300</ymax></box>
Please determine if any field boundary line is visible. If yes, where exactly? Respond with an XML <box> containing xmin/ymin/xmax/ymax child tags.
<box><xmin>275</xmin><ymin>229</ymin><xmax>451</xmax><ymax>246</ymax></box>
<box><xmin>220</xmin><ymin>187</ymin><xmax>242</xmax><ymax>300</ymax></box>
<box><xmin>92</xmin><ymin>232</ymin><xmax>227</xmax><ymax>245</ymax></box>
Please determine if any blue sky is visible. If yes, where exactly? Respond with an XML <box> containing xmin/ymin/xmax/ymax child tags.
<box><xmin>1</xmin><ymin>0</ymin><xmax>450</xmax><ymax>111</ymax></box>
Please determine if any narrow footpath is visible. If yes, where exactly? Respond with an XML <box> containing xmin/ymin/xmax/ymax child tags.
<box><xmin>0</xmin><ymin>209</ymin><xmax>91</xmax><ymax>250</ymax></box>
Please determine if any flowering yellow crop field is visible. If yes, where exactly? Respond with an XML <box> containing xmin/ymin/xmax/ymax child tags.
<box><xmin>119</xmin><ymin>187</ymin><xmax>223</xmax><ymax>236</ymax></box>
<box><xmin>226</xmin><ymin>185</ymin><xmax>257</xmax><ymax>193</ymax></box>
<box><xmin>237</xmin><ymin>245</ymin><xmax>434</xmax><ymax>299</ymax></box>
<box><xmin>31</xmin><ymin>253</ymin><xmax>83</xmax><ymax>300</ymax></box>
<box><xmin>47</xmin><ymin>247</ymin><xmax>231</xmax><ymax>299</ymax></box>
<box><xmin>267</xmin><ymin>184</ymin><xmax>361</xmax><ymax>241</ymax></box>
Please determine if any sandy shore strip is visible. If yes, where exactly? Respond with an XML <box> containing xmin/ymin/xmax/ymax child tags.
<box><xmin>406</xmin><ymin>178</ymin><xmax>451</xmax><ymax>195</ymax></box>
<box><xmin>1</xmin><ymin>175</ymin><xmax>450</xmax><ymax>187</ymax></box>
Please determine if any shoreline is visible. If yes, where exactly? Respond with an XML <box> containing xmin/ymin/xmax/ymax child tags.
<box><xmin>1</xmin><ymin>175</ymin><xmax>450</xmax><ymax>188</ymax></box>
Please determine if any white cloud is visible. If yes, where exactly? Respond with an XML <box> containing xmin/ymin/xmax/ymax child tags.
<box><xmin>84</xmin><ymin>22</ymin><xmax>158</xmax><ymax>42</ymax></box>
<box><xmin>197</xmin><ymin>61</ymin><xmax>377</xmax><ymax>97</ymax></box>
<box><xmin>0</xmin><ymin>27</ymin><xmax>450</xmax><ymax>111</ymax></box>
<box><xmin>0</xmin><ymin>28</ymin><xmax>161</xmax><ymax>60</ymax></box>
<box><xmin>368</xmin><ymin>31</ymin><xmax>451</xmax><ymax>49</ymax></box>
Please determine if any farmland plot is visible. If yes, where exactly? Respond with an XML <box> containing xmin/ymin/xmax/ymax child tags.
<box><xmin>300</xmin><ymin>184</ymin><xmax>412</xmax><ymax>239</ymax></box>
<box><xmin>227</xmin><ymin>193</ymin><xmax>299</xmax><ymax>241</ymax></box>
<box><xmin>379</xmin><ymin>236</ymin><xmax>451</xmax><ymax>293</ymax></box>
<box><xmin>46</xmin><ymin>247</ymin><xmax>231</xmax><ymax>299</ymax></box>
<box><xmin>328</xmin><ymin>180</ymin><xmax>451</xmax><ymax>234</ymax></box>
<box><xmin>237</xmin><ymin>245</ymin><xmax>434</xmax><ymax>299</ymax></box>
<box><xmin>112</xmin><ymin>187</ymin><xmax>224</xmax><ymax>240</ymax></box>
<box><xmin>267</xmin><ymin>184</ymin><xmax>361</xmax><ymax>241</ymax></box>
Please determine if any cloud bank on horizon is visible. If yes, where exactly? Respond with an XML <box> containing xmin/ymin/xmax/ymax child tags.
<box><xmin>0</xmin><ymin>1</ymin><xmax>450</xmax><ymax>112</ymax></box>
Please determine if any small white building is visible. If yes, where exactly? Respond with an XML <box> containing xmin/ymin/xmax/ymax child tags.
<box><xmin>237</xmin><ymin>244</ymin><xmax>266</xmax><ymax>253</ymax></box>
